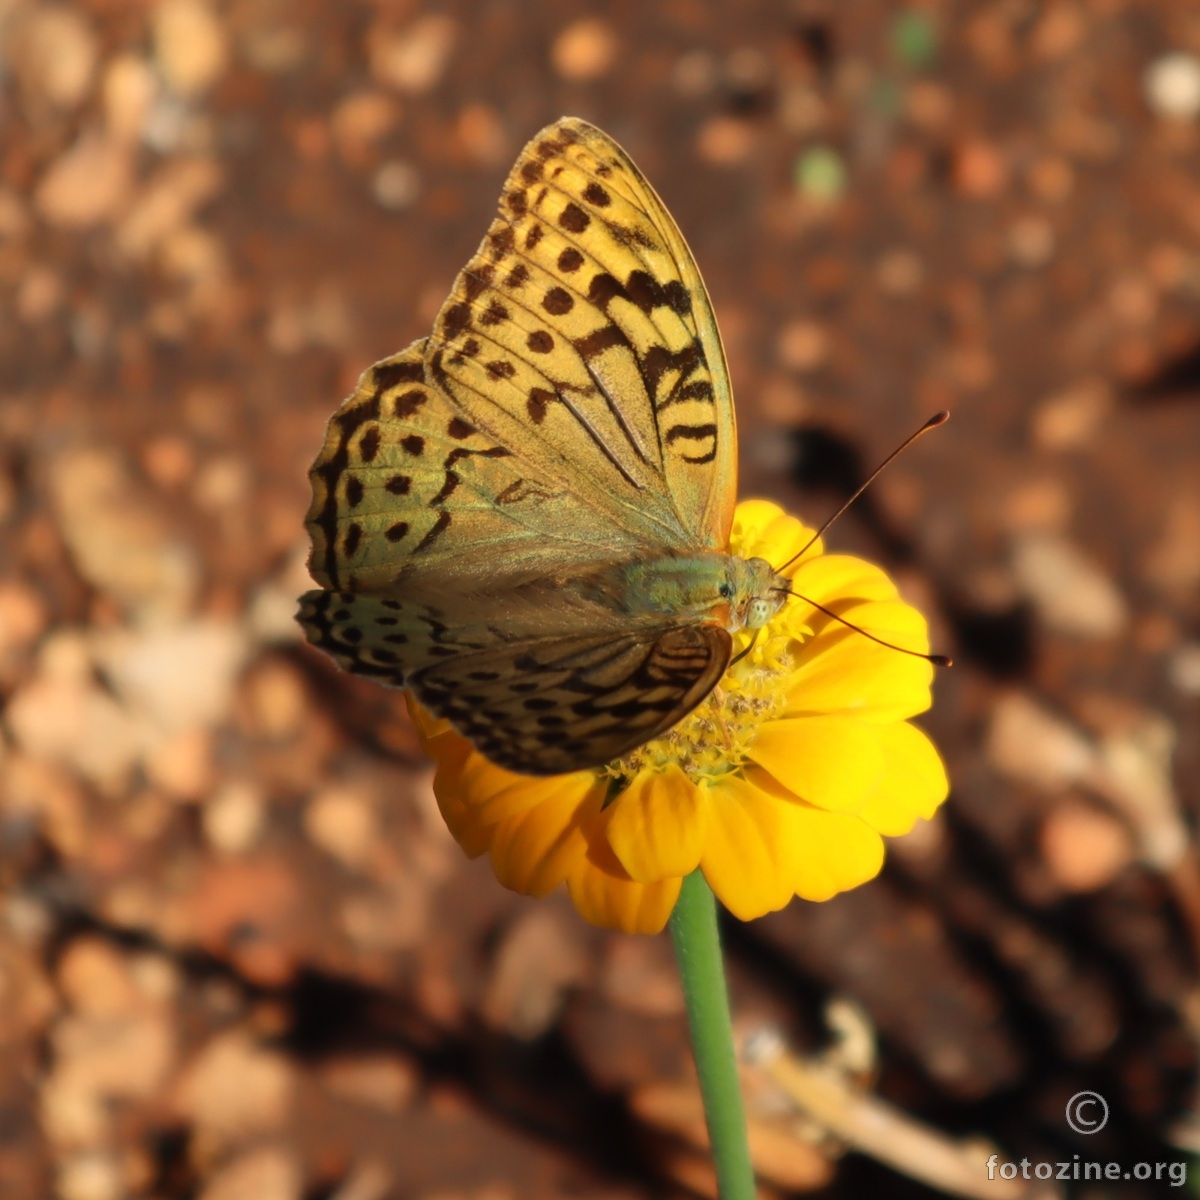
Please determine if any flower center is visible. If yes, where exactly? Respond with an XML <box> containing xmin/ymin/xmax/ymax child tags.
<box><xmin>605</xmin><ymin>614</ymin><xmax>806</xmax><ymax>786</ymax></box>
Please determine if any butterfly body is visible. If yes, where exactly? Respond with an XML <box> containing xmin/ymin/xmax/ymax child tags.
<box><xmin>608</xmin><ymin>554</ymin><xmax>785</xmax><ymax>631</ymax></box>
<box><xmin>299</xmin><ymin>117</ymin><xmax>768</xmax><ymax>775</ymax></box>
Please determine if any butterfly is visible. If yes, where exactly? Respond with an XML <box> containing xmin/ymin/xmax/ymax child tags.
<box><xmin>297</xmin><ymin>117</ymin><xmax>788</xmax><ymax>776</ymax></box>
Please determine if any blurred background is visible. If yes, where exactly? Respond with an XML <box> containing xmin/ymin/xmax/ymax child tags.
<box><xmin>2</xmin><ymin>1</ymin><xmax>1200</xmax><ymax>1197</ymax></box>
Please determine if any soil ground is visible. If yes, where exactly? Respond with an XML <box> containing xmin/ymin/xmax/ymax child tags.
<box><xmin>2</xmin><ymin>3</ymin><xmax>1200</xmax><ymax>1198</ymax></box>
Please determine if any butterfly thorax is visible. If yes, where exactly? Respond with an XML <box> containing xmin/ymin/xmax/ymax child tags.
<box><xmin>603</xmin><ymin>553</ymin><xmax>787</xmax><ymax>633</ymax></box>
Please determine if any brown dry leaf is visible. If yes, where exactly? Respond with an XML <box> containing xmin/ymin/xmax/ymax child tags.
<box><xmin>196</xmin><ymin>1145</ymin><xmax>302</xmax><ymax>1200</ymax></box>
<box><xmin>154</xmin><ymin>0</ymin><xmax>229</xmax><ymax>97</ymax></box>
<box><xmin>696</xmin><ymin>116</ymin><xmax>756</xmax><ymax>166</ymax></box>
<box><xmin>331</xmin><ymin>90</ymin><xmax>399</xmax><ymax>164</ymax></box>
<box><xmin>600</xmin><ymin>935</ymin><xmax>683</xmax><ymax>1017</ymax></box>
<box><xmin>986</xmin><ymin>691</ymin><xmax>1097</xmax><ymax>793</ymax></box>
<box><xmin>35</xmin><ymin>133</ymin><xmax>133</xmax><ymax>228</ymax></box>
<box><xmin>319</xmin><ymin>1055</ymin><xmax>418</xmax><ymax>1114</ymax></box>
<box><xmin>1010</xmin><ymin>532</ymin><xmax>1128</xmax><ymax>638</ymax></box>
<box><xmin>0</xmin><ymin>579</ymin><xmax>48</xmax><ymax>664</ymax></box>
<box><xmin>632</xmin><ymin>1081</ymin><xmax>834</xmax><ymax>1191</ymax></box>
<box><xmin>1143</xmin><ymin>492</ymin><xmax>1200</xmax><ymax>597</ymax></box>
<box><xmin>93</xmin><ymin>620</ymin><xmax>250</xmax><ymax>734</ymax></box>
<box><xmin>1040</xmin><ymin>800</ymin><xmax>1135</xmax><ymax>892</ymax></box>
<box><xmin>103</xmin><ymin>55</ymin><xmax>157</xmax><ymax>144</ymax></box>
<box><xmin>482</xmin><ymin>909</ymin><xmax>590</xmax><ymax>1039</ymax></box>
<box><xmin>304</xmin><ymin>785</ymin><xmax>378</xmax><ymax>869</ymax></box>
<box><xmin>116</xmin><ymin>157</ymin><xmax>225</xmax><ymax>260</ymax></box>
<box><xmin>7</xmin><ymin>646</ymin><xmax>145</xmax><ymax>793</ymax></box>
<box><xmin>10</xmin><ymin>6</ymin><xmax>98</xmax><ymax>112</ymax></box>
<box><xmin>368</xmin><ymin>15</ymin><xmax>457</xmax><ymax>94</ymax></box>
<box><xmin>173</xmin><ymin>1031</ymin><xmax>296</xmax><ymax>1146</ymax></box>
<box><xmin>48</xmin><ymin>446</ymin><xmax>199</xmax><ymax>620</ymax></box>
<box><xmin>551</xmin><ymin>17</ymin><xmax>617</xmax><ymax>81</ymax></box>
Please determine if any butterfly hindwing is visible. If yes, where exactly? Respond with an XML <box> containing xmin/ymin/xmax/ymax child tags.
<box><xmin>298</xmin><ymin>588</ymin><xmax>497</xmax><ymax>685</ymax></box>
<box><xmin>299</xmin><ymin>587</ymin><xmax>733</xmax><ymax>775</ymax></box>
<box><xmin>408</xmin><ymin>623</ymin><xmax>733</xmax><ymax>776</ymax></box>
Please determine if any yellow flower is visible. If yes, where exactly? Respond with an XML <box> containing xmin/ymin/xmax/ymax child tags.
<box><xmin>410</xmin><ymin>500</ymin><xmax>948</xmax><ymax>934</ymax></box>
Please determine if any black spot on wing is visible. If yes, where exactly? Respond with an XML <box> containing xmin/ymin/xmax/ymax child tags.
<box><xmin>462</xmin><ymin>263</ymin><xmax>494</xmax><ymax>302</ymax></box>
<box><xmin>543</xmin><ymin>288</ymin><xmax>573</xmax><ymax>315</ymax></box>
<box><xmin>626</xmin><ymin>270</ymin><xmax>691</xmax><ymax>316</ymax></box>
<box><xmin>587</xmin><ymin>272</ymin><xmax>625</xmax><ymax>310</ymax></box>
<box><xmin>490</xmin><ymin>225</ymin><xmax>515</xmax><ymax>256</ymax></box>
<box><xmin>311</xmin><ymin>391</ymin><xmax>381</xmax><ymax>587</ymax></box>
<box><xmin>527</xmin><ymin>387</ymin><xmax>556</xmax><ymax>424</ymax></box>
<box><xmin>480</xmin><ymin>299</ymin><xmax>508</xmax><ymax>326</ymax></box>
<box><xmin>393</xmin><ymin>388</ymin><xmax>426</xmax><ymax>417</ymax></box>
<box><xmin>583</xmin><ymin>182</ymin><xmax>611</xmax><ymax>207</ymax></box>
<box><xmin>442</xmin><ymin>303</ymin><xmax>471</xmax><ymax>339</ymax></box>
<box><xmin>665</xmin><ymin>422</ymin><xmax>719</xmax><ymax>464</ymax></box>
<box><xmin>358</xmin><ymin>426</ymin><xmax>381</xmax><ymax>463</ymax></box>
<box><xmin>431</xmin><ymin>472</ymin><xmax>459</xmax><ymax>504</ymax></box>
<box><xmin>371</xmin><ymin>358</ymin><xmax>424</xmax><ymax>394</ymax></box>
<box><xmin>559</xmin><ymin>203</ymin><xmax>590</xmax><ymax>233</ymax></box>
<box><xmin>415</xmin><ymin>509</ymin><xmax>452</xmax><ymax>552</ymax></box>
<box><xmin>573</xmin><ymin>324</ymin><xmax>626</xmax><ymax>359</ymax></box>
<box><xmin>645</xmin><ymin>341</ymin><xmax>704</xmax><ymax>397</ymax></box>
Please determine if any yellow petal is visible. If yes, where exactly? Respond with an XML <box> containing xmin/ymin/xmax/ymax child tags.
<box><xmin>747</xmin><ymin>717</ymin><xmax>883</xmax><ymax>813</ymax></box>
<box><xmin>488</xmin><ymin>777</ymin><xmax>602</xmax><ymax>897</ymax></box>
<box><xmin>857</xmin><ymin>722</ymin><xmax>949</xmax><ymax>835</ymax></box>
<box><xmin>567</xmin><ymin>841</ymin><xmax>682</xmax><ymax>934</ymax></box>
<box><xmin>406</xmin><ymin>693</ymin><xmax>453</xmax><ymax>740</ymax></box>
<box><xmin>464</xmin><ymin>757</ymin><xmax>593</xmax><ymax>825</ymax></box>
<box><xmin>731</xmin><ymin>499</ymin><xmax>822</xmax><ymax>567</ymax></box>
<box><xmin>803</xmin><ymin>598</ymin><xmax>929</xmax><ymax>656</ymax></box>
<box><xmin>786</xmin><ymin>604</ymin><xmax>933</xmax><ymax>722</ymax></box>
<box><xmin>789</xmin><ymin>554</ymin><xmax>899</xmax><ymax>603</ymax></box>
<box><xmin>430</xmin><ymin>739</ymin><xmax>492</xmax><ymax>857</ymax></box>
<box><xmin>700</xmin><ymin>774</ymin><xmax>800</xmax><ymax>920</ymax></box>
<box><xmin>605</xmin><ymin>764</ymin><xmax>709</xmax><ymax>884</ymax></box>
<box><xmin>787</xmin><ymin>804</ymin><xmax>885</xmax><ymax>900</ymax></box>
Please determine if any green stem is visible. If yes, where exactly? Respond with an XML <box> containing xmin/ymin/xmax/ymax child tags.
<box><xmin>668</xmin><ymin>870</ymin><xmax>755</xmax><ymax>1200</ymax></box>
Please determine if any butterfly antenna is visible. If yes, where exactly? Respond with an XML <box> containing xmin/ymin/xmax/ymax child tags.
<box><xmin>729</xmin><ymin>629</ymin><xmax>761</xmax><ymax>667</ymax></box>
<box><xmin>772</xmin><ymin>586</ymin><xmax>953</xmax><ymax>667</ymax></box>
<box><xmin>774</xmin><ymin>411</ymin><xmax>950</xmax><ymax>574</ymax></box>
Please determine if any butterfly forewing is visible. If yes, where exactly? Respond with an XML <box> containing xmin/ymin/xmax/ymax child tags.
<box><xmin>305</xmin><ymin>340</ymin><xmax>647</xmax><ymax>593</ymax></box>
<box><xmin>430</xmin><ymin>118</ymin><xmax>736</xmax><ymax>551</ymax></box>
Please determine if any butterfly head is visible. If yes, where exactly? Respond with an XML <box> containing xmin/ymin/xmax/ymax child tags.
<box><xmin>723</xmin><ymin>556</ymin><xmax>788</xmax><ymax>632</ymax></box>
